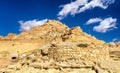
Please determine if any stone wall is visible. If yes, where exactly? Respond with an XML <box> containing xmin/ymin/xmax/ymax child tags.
<box><xmin>48</xmin><ymin>43</ymin><xmax>109</xmax><ymax>61</ymax></box>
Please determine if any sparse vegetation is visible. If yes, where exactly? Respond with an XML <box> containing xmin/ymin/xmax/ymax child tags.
<box><xmin>77</xmin><ymin>43</ymin><xmax>88</xmax><ymax>48</ymax></box>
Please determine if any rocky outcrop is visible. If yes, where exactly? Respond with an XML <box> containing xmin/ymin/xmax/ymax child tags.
<box><xmin>0</xmin><ymin>43</ymin><xmax>119</xmax><ymax>73</ymax></box>
<box><xmin>0</xmin><ymin>20</ymin><xmax>120</xmax><ymax>73</ymax></box>
<box><xmin>0</xmin><ymin>20</ymin><xmax>105</xmax><ymax>44</ymax></box>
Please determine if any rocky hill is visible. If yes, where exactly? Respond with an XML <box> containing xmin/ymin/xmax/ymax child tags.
<box><xmin>0</xmin><ymin>20</ymin><xmax>104</xmax><ymax>44</ymax></box>
<box><xmin>0</xmin><ymin>20</ymin><xmax>120</xmax><ymax>73</ymax></box>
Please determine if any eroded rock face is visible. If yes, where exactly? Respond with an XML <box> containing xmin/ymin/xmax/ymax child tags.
<box><xmin>0</xmin><ymin>43</ymin><xmax>119</xmax><ymax>73</ymax></box>
<box><xmin>0</xmin><ymin>20</ymin><xmax>105</xmax><ymax>44</ymax></box>
<box><xmin>0</xmin><ymin>20</ymin><xmax>119</xmax><ymax>73</ymax></box>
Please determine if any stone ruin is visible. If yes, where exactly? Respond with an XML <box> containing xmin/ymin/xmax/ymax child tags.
<box><xmin>48</xmin><ymin>42</ymin><xmax>109</xmax><ymax>61</ymax></box>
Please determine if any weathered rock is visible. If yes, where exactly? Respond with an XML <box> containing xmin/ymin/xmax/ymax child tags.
<box><xmin>0</xmin><ymin>20</ymin><xmax>119</xmax><ymax>73</ymax></box>
<box><xmin>48</xmin><ymin>42</ymin><xmax>109</xmax><ymax>61</ymax></box>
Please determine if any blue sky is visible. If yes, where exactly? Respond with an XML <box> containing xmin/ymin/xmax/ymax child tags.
<box><xmin>0</xmin><ymin>0</ymin><xmax>120</xmax><ymax>42</ymax></box>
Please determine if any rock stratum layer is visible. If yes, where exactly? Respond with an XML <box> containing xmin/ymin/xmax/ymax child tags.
<box><xmin>0</xmin><ymin>20</ymin><xmax>120</xmax><ymax>73</ymax></box>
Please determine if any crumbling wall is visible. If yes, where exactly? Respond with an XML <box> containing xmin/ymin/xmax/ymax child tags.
<box><xmin>48</xmin><ymin>43</ymin><xmax>109</xmax><ymax>61</ymax></box>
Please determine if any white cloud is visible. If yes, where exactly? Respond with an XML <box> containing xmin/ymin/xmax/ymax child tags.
<box><xmin>57</xmin><ymin>0</ymin><xmax>115</xmax><ymax>20</ymax></box>
<box><xmin>57</xmin><ymin>0</ymin><xmax>88</xmax><ymax>20</ymax></box>
<box><xmin>85</xmin><ymin>18</ymin><xmax>103</xmax><ymax>25</ymax></box>
<box><xmin>93</xmin><ymin>17</ymin><xmax>117</xmax><ymax>33</ymax></box>
<box><xmin>19</xmin><ymin>19</ymin><xmax>48</xmax><ymax>32</ymax></box>
<box><xmin>78</xmin><ymin>0</ymin><xmax>115</xmax><ymax>13</ymax></box>
<box><xmin>112</xmin><ymin>38</ymin><xmax>119</xmax><ymax>42</ymax></box>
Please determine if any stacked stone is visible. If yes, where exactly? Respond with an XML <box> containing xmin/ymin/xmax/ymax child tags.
<box><xmin>48</xmin><ymin>44</ymin><xmax>109</xmax><ymax>61</ymax></box>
